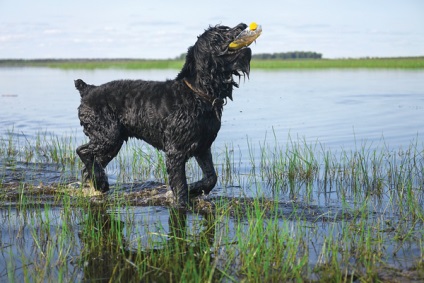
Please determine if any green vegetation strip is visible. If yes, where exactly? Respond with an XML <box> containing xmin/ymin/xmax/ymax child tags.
<box><xmin>0</xmin><ymin>59</ymin><xmax>184</xmax><ymax>70</ymax></box>
<box><xmin>1</xmin><ymin>130</ymin><xmax>424</xmax><ymax>282</ymax></box>
<box><xmin>1</xmin><ymin>57</ymin><xmax>424</xmax><ymax>69</ymax></box>
<box><xmin>252</xmin><ymin>57</ymin><xmax>424</xmax><ymax>69</ymax></box>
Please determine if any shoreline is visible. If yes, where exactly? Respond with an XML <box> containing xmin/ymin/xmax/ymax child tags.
<box><xmin>1</xmin><ymin>56</ymin><xmax>423</xmax><ymax>69</ymax></box>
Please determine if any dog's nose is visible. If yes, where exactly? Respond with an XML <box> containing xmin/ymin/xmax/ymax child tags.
<box><xmin>234</xmin><ymin>23</ymin><xmax>248</xmax><ymax>31</ymax></box>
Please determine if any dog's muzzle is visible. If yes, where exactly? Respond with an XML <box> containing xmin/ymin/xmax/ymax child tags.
<box><xmin>229</xmin><ymin>22</ymin><xmax>262</xmax><ymax>50</ymax></box>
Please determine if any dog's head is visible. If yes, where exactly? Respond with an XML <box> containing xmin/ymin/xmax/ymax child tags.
<box><xmin>177</xmin><ymin>23</ymin><xmax>259</xmax><ymax>101</ymax></box>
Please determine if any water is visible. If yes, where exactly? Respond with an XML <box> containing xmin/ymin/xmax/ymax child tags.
<box><xmin>2</xmin><ymin>67</ymin><xmax>423</xmax><ymax>201</ymax></box>
<box><xmin>1</xmin><ymin>67</ymin><xmax>423</xmax><ymax>281</ymax></box>
<box><xmin>1</xmin><ymin>68</ymin><xmax>423</xmax><ymax>150</ymax></box>
<box><xmin>1</xmin><ymin>67</ymin><xmax>423</xmax><ymax>207</ymax></box>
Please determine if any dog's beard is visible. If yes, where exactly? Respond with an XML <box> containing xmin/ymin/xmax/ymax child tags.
<box><xmin>224</xmin><ymin>47</ymin><xmax>252</xmax><ymax>88</ymax></box>
<box><xmin>232</xmin><ymin>61</ymin><xmax>250</xmax><ymax>88</ymax></box>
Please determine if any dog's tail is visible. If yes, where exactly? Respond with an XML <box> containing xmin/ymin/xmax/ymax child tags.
<box><xmin>74</xmin><ymin>79</ymin><xmax>93</xmax><ymax>97</ymax></box>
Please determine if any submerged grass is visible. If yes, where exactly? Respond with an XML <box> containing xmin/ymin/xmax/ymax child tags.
<box><xmin>1</xmin><ymin>130</ymin><xmax>423</xmax><ymax>282</ymax></box>
<box><xmin>1</xmin><ymin>57</ymin><xmax>424</xmax><ymax>70</ymax></box>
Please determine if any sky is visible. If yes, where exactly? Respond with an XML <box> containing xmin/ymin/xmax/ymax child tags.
<box><xmin>0</xmin><ymin>0</ymin><xmax>423</xmax><ymax>59</ymax></box>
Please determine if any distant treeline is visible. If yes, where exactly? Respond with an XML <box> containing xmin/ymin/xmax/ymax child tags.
<box><xmin>175</xmin><ymin>51</ymin><xmax>322</xmax><ymax>60</ymax></box>
<box><xmin>252</xmin><ymin>51</ymin><xmax>322</xmax><ymax>60</ymax></box>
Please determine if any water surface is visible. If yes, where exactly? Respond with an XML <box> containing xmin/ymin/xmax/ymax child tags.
<box><xmin>1</xmin><ymin>68</ymin><xmax>423</xmax><ymax>151</ymax></box>
<box><xmin>1</xmin><ymin>67</ymin><xmax>423</xmax><ymax>281</ymax></box>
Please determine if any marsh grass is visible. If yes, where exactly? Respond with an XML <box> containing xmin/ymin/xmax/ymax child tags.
<box><xmin>251</xmin><ymin>57</ymin><xmax>424</xmax><ymax>69</ymax></box>
<box><xmin>1</xmin><ymin>130</ymin><xmax>423</xmax><ymax>282</ymax></box>
<box><xmin>0</xmin><ymin>59</ymin><xmax>185</xmax><ymax>70</ymax></box>
<box><xmin>1</xmin><ymin>57</ymin><xmax>424</xmax><ymax>70</ymax></box>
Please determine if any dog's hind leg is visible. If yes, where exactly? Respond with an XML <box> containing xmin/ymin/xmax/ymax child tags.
<box><xmin>77</xmin><ymin>137</ymin><xmax>124</xmax><ymax>192</ymax></box>
<box><xmin>76</xmin><ymin>144</ymin><xmax>91</xmax><ymax>184</ymax></box>
<box><xmin>77</xmin><ymin>102</ymin><xmax>126</xmax><ymax>192</ymax></box>
<box><xmin>96</xmin><ymin>141</ymin><xmax>124</xmax><ymax>168</ymax></box>
<box><xmin>76</xmin><ymin>143</ymin><xmax>110</xmax><ymax>192</ymax></box>
<box><xmin>188</xmin><ymin>148</ymin><xmax>217</xmax><ymax>197</ymax></box>
<box><xmin>166</xmin><ymin>152</ymin><xmax>189</xmax><ymax>206</ymax></box>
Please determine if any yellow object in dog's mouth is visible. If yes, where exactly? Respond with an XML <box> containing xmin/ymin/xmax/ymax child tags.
<box><xmin>229</xmin><ymin>22</ymin><xmax>262</xmax><ymax>50</ymax></box>
<box><xmin>249</xmin><ymin>22</ymin><xmax>258</xmax><ymax>31</ymax></box>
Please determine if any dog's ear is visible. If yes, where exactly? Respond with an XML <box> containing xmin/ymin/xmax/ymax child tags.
<box><xmin>176</xmin><ymin>46</ymin><xmax>196</xmax><ymax>80</ymax></box>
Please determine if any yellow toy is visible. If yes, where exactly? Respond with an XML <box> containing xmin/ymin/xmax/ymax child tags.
<box><xmin>229</xmin><ymin>22</ymin><xmax>262</xmax><ymax>50</ymax></box>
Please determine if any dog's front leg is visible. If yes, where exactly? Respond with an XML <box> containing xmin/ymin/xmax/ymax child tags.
<box><xmin>166</xmin><ymin>152</ymin><xmax>189</xmax><ymax>206</ymax></box>
<box><xmin>188</xmin><ymin>148</ymin><xmax>217</xmax><ymax>197</ymax></box>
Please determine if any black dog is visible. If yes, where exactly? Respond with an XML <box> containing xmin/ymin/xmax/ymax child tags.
<box><xmin>75</xmin><ymin>23</ymin><xmax>253</xmax><ymax>205</ymax></box>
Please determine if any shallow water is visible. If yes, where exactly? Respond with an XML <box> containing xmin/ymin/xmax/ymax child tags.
<box><xmin>1</xmin><ymin>67</ymin><xmax>423</xmax><ymax>210</ymax></box>
<box><xmin>1</xmin><ymin>67</ymin><xmax>423</xmax><ymax>281</ymax></box>
<box><xmin>2</xmin><ymin>67</ymin><xmax>423</xmax><ymax>203</ymax></box>
<box><xmin>1</xmin><ymin>68</ymin><xmax>423</xmax><ymax>150</ymax></box>
<box><xmin>2</xmin><ymin>193</ymin><xmax>422</xmax><ymax>281</ymax></box>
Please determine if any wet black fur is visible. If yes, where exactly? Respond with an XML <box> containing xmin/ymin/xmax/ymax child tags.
<box><xmin>75</xmin><ymin>23</ymin><xmax>252</xmax><ymax>205</ymax></box>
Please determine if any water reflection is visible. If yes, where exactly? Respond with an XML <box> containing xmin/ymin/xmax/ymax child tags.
<box><xmin>79</xmin><ymin>204</ymin><xmax>215</xmax><ymax>282</ymax></box>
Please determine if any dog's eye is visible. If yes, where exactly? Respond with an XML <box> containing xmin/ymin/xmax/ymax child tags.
<box><xmin>217</xmin><ymin>26</ymin><xmax>230</xmax><ymax>31</ymax></box>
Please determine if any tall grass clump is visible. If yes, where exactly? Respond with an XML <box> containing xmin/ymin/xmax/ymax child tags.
<box><xmin>1</xmin><ymin>129</ymin><xmax>424</xmax><ymax>282</ymax></box>
<box><xmin>0</xmin><ymin>129</ymin><xmax>79</xmax><ymax>168</ymax></box>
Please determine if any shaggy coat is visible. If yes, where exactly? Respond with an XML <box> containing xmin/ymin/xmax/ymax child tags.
<box><xmin>75</xmin><ymin>23</ymin><xmax>252</xmax><ymax>205</ymax></box>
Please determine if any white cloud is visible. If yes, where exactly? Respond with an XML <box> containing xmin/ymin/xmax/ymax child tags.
<box><xmin>1</xmin><ymin>0</ymin><xmax>423</xmax><ymax>58</ymax></box>
<box><xmin>43</xmin><ymin>29</ymin><xmax>62</xmax><ymax>35</ymax></box>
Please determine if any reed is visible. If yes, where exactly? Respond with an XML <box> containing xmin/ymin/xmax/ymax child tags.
<box><xmin>1</xmin><ymin>130</ymin><xmax>423</xmax><ymax>282</ymax></box>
